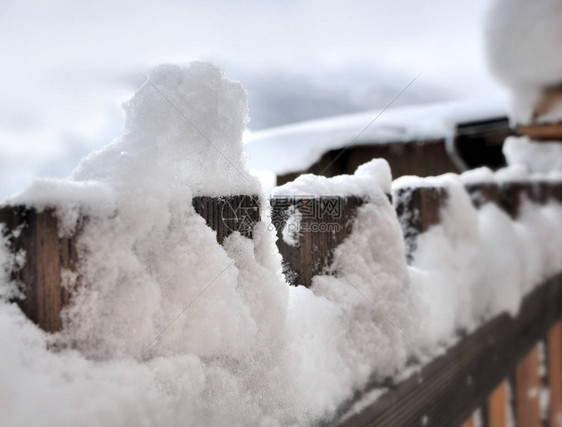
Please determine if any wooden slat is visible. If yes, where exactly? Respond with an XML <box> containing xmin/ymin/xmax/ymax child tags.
<box><xmin>547</xmin><ymin>322</ymin><xmax>562</xmax><ymax>427</ymax></box>
<box><xmin>515</xmin><ymin>346</ymin><xmax>541</xmax><ymax>427</ymax></box>
<box><xmin>499</xmin><ymin>182</ymin><xmax>535</xmax><ymax>219</ymax></box>
<box><xmin>531</xmin><ymin>180</ymin><xmax>552</xmax><ymax>205</ymax></box>
<box><xmin>0</xmin><ymin>206</ymin><xmax>78</xmax><ymax>332</ymax></box>
<box><xmin>393</xmin><ymin>185</ymin><xmax>448</xmax><ymax>261</ymax></box>
<box><xmin>192</xmin><ymin>195</ymin><xmax>260</xmax><ymax>244</ymax></box>
<box><xmin>518</xmin><ymin>123</ymin><xmax>562</xmax><ymax>141</ymax></box>
<box><xmin>464</xmin><ymin>182</ymin><xmax>500</xmax><ymax>209</ymax></box>
<box><xmin>487</xmin><ymin>381</ymin><xmax>507</xmax><ymax>427</ymax></box>
<box><xmin>335</xmin><ymin>273</ymin><xmax>562</xmax><ymax>427</ymax></box>
<box><xmin>551</xmin><ymin>183</ymin><xmax>562</xmax><ymax>204</ymax></box>
<box><xmin>270</xmin><ymin>196</ymin><xmax>364</xmax><ymax>287</ymax></box>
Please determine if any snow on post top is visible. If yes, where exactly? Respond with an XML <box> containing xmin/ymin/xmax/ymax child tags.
<box><xmin>72</xmin><ymin>62</ymin><xmax>260</xmax><ymax>197</ymax></box>
<box><xmin>272</xmin><ymin>158</ymin><xmax>392</xmax><ymax>198</ymax></box>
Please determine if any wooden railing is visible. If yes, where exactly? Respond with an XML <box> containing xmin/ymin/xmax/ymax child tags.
<box><xmin>1</xmin><ymin>177</ymin><xmax>562</xmax><ymax>426</ymax></box>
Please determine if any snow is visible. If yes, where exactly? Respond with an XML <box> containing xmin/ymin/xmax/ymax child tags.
<box><xmin>6</xmin><ymin>179</ymin><xmax>116</xmax><ymax>236</ymax></box>
<box><xmin>339</xmin><ymin>387</ymin><xmax>388</xmax><ymax>422</ymax></box>
<box><xmin>504</xmin><ymin>136</ymin><xmax>562</xmax><ymax>173</ymax></box>
<box><xmin>245</xmin><ymin>96</ymin><xmax>508</xmax><ymax>176</ymax></box>
<box><xmin>0</xmin><ymin>232</ymin><xmax>23</xmax><ymax>301</ymax></box>
<box><xmin>394</xmin><ymin>167</ymin><xmax>562</xmax><ymax>345</ymax></box>
<box><xmin>460</xmin><ymin>166</ymin><xmax>496</xmax><ymax>184</ymax></box>
<box><xmin>0</xmin><ymin>61</ymin><xmax>561</xmax><ymax>425</ymax></box>
<box><xmin>273</xmin><ymin>158</ymin><xmax>392</xmax><ymax>197</ymax></box>
<box><xmin>486</xmin><ymin>0</ymin><xmax>562</xmax><ymax>123</ymax></box>
<box><xmin>0</xmin><ymin>62</ymin><xmax>417</xmax><ymax>426</ymax></box>
<box><xmin>494</xmin><ymin>164</ymin><xmax>529</xmax><ymax>182</ymax></box>
<box><xmin>72</xmin><ymin>63</ymin><xmax>261</xmax><ymax>198</ymax></box>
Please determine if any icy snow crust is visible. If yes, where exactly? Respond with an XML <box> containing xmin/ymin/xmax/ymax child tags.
<box><xmin>1</xmin><ymin>63</ymin><xmax>561</xmax><ymax>426</ymax></box>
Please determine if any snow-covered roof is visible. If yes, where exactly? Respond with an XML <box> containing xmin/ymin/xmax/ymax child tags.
<box><xmin>244</xmin><ymin>97</ymin><xmax>509</xmax><ymax>175</ymax></box>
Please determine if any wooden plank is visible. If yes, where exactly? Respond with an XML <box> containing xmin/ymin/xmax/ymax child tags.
<box><xmin>335</xmin><ymin>273</ymin><xmax>562</xmax><ymax>427</ymax></box>
<box><xmin>499</xmin><ymin>182</ymin><xmax>535</xmax><ymax>219</ymax></box>
<box><xmin>551</xmin><ymin>182</ymin><xmax>562</xmax><ymax>204</ymax></box>
<box><xmin>0</xmin><ymin>206</ymin><xmax>78</xmax><ymax>332</ymax></box>
<box><xmin>464</xmin><ymin>182</ymin><xmax>500</xmax><ymax>209</ymax></box>
<box><xmin>518</xmin><ymin>124</ymin><xmax>562</xmax><ymax>141</ymax></box>
<box><xmin>192</xmin><ymin>195</ymin><xmax>260</xmax><ymax>244</ymax></box>
<box><xmin>393</xmin><ymin>185</ymin><xmax>448</xmax><ymax>261</ymax></box>
<box><xmin>530</xmin><ymin>180</ymin><xmax>552</xmax><ymax>205</ymax></box>
<box><xmin>547</xmin><ymin>322</ymin><xmax>562</xmax><ymax>427</ymax></box>
<box><xmin>515</xmin><ymin>346</ymin><xmax>541</xmax><ymax>427</ymax></box>
<box><xmin>270</xmin><ymin>196</ymin><xmax>364</xmax><ymax>287</ymax></box>
<box><xmin>275</xmin><ymin>139</ymin><xmax>455</xmax><ymax>186</ymax></box>
<box><xmin>487</xmin><ymin>381</ymin><xmax>507</xmax><ymax>427</ymax></box>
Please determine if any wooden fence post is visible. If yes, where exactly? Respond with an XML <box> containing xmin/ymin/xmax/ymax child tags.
<box><xmin>547</xmin><ymin>322</ymin><xmax>562</xmax><ymax>427</ymax></box>
<box><xmin>0</xmin><ymin>196</ymin><xmax>260</xmax><ymax>332</ymax></box>
<box><xmin>0</xmin><ymin>206</ymin><xmax>77</xmax><ymax>333</ymax></box>
<box><xmin>192</xmin><ymin>195</ymin><xmax>260</xmax><ymax>244</ymax></box>
<box><xmin>459</xmin><ymin>415</ymin><xmax>474</xmax><ymax>427</ymax></box>
<box><xmin>530</xmin><ymin>179</ymin><xmax>552</xmax><ymax>205</ymax></box>
<box><xmin>486</xmin><ymin>381</ymin><xmax>508</xmax><ymax>427</ymax></box>
<box><xmin>551</xmin><ymin>182</ymin><xmax>562</xmax><ymax>204</ymax></box>
<box><xmin>270</xmin><ymin>196</ymin><xmax>364</xmax><ymax>287</ymax></box>
<box><xmin>515</xmin><ymin>346</ymin><xmax>541</xmax><ymax>427</ymax></box>
<box><xmin>499</xmin><ymin>182</ymin><xmax>535</xmax><ymax>218</ymax></box>
<box><xmin>464</xmin><ymin>182</ymin><xmax>500</xmax><ymax>209</ymax></box>
<box><xmin>393</xmin><ymin>185</ymin><xmax>448</xmax><ymax>261</ymax></box>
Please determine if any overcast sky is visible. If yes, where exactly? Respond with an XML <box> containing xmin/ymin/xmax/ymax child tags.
<box><xmin>0</xmin><ymin>0</ymin><xmax>507</xmax><ymax>199</ymax></box>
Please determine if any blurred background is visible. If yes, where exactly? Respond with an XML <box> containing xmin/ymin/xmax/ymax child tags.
<box><xmin>0</xmin><ymin>0</ymin><xmax>507</xmax><ymax>199</ymax></box>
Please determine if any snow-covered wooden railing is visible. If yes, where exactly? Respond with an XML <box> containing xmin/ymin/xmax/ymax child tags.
<box><xmin>338</xmin><ymin>274</ymin><xmax>562</xmax><ymax>427</ymax></box>
<box><xmin>0</xmin><ymin>195</ymin><xmax>260</xmax><ymax>332</ymax></box>
<box><xmin>269</xmin><ymin>196</ymin><xmax>364</xmax><ymax>287</ymax></box>
<box><xmin>337</xmin><ymin>180</ymin><xmax>562</xmax><ymax>427</ymax></box>
<box><xmin>0</xmin><ymin>207</ymin><xmax>78</xmax><ymax>332</ymax></box>
<box><xmin>393</xmin><ymin>185</ymin><xmax>447</xmax><ymax>260</ymax></box>
<box><xmin>192</xmin><ymin>195</ymin><xmax>260</xmax><ymax>243</ymax></box>
<box><xmin>2</xmin><ymin>179</ymin><xmax>562</xmax><ymax>427</ymax></box>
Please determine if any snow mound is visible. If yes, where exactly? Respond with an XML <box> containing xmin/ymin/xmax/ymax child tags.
<box><xmin>486</xmin><ymin>0</ymin><xmax>562</xmax><ymax>122</ymax></box>
<box><xmin>0</xmin><ymin>62</ymin><xmax>418</xmax><ymax>426</ymax></box>
<box><xmin>73</xmin><ymin>62</ymin><xmax>260</xmax><ymax>197</ymax></box>
<box><xmin>504</xmin><ymin>136</ymin><xmax>562</xmax><ymax>173</ymax></box>
<box><xmin>273</xmin><ymin>158</ymin><xmax>392</xmax><ymax>197</ymax></box>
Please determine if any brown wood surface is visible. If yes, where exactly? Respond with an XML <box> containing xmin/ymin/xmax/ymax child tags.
<box><xmin>518</xmin><ymin>124</ymin><xmax>562</xmax><ymax>141</ymax></box>
<box><xmin>531</xmin><ymin>180</ymin><xmax>553</xmax><ymax>205</ymax></box>
<box><xmin>499</xmin><ymin>182</ymin><xmax>535</xmax><ymax>218</ymax></box>
<box><xmin>270</xmin><ymin>196</ymin><xmax>364</xmax><ymax>287</ymax></box>
<box><xmin>515</xmin><ymin>346</ymin><xmax>541</xmax><ymax>427</ymax></box>
<box><xmin>0</xmin><ymin>206</ymin><xmax>78</xmax><ymax>332</ymax></box>
<box><xmin>547</xmin><ymin>322</ymin><xmax>562</xmax><ymax>427</ymax></box>
<box><xmin>393</xmin><ymin>185</ymin><xmax>448</xmax><ymax>261</ymax></box>
<box><xmin>460</xmin><ymin>416</ymin><xmax>474</xmax><ymax>427</ymax></box>
<box><xmin>487</xmin><ymin>381</ymin><xmax>507</xmax><ymax>427</ymax></box>
<box><xmin>551</xmin><ymin>183</ymin><xmax>562</xmax><ymax>204</ymax></box>
<box><xmin>335</xmin><ymin>273</ymin><xmax>562</xmax><ymax>427</ymax></box>
<box><xmin>464</xmin><ymin>182</ymin><xmax>500</xmax><ymax>209</ymax></box>
<box><xmin>192</xmin><ymin>195</ymin><xmax>260</xmax><ymax>244</ymax></box>
<box><xmin>276</xmin><ymin>139</ymin><xmax>457</xmax><ymax>187</ymax></box>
